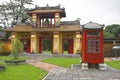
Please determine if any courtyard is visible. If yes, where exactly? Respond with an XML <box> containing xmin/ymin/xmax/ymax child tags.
<box><xmin>0</xmin><ymin>54</ymin><xmax>120</xmax><ymax>80</ymax></box>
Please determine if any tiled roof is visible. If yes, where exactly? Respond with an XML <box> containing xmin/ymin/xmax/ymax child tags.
<box><xmin>32</xmin><ymin>4</ymin><xmax>62</xmax><ymax>10</ymax></box>
<box><xmin>27</xmin><ymin>5</ymin><xmax>66</xmax><ymax>17</ymax></box>
<box><xmin>5</xmin><ymin>23</ymin><xmax>81</xmax><ymax>32</ymax></box>
<box><xmin>61</xmin><ymin>21</ymin><xmax>80</xmax><ymax>25</ymax></box>
<box><xmin>83</xmin><ymin>22</ymin><xmax>104</xmax><ymax>29</ymax></box>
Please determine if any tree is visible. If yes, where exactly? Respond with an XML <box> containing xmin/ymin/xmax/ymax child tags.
<box><xmin>0</xmin><ymin>42</ymin><xmax>3</xmax><ymax>53</ymax></box>
<box><xmin>0</xmin><ymin>0</ymin><xmax>33</xmax><ymax>28</ymax></box>
<box><xmin>11</xmin><ymin>38</ymin><xmax>23</xmax><ymax>59</ymax></box>
<box><xmin>0</xmin><ymin>26</ymin><xmax>3</xmax><ymax>30</ymax></box>
<box><xmin>104</xmin><ymin>24</ymin><xmax>120</xmax><ymax>38</ymax></box>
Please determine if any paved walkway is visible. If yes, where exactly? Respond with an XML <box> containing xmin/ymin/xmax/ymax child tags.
<box><xmin>27</xmin><ymin>61</ymin><xmax>120</xmax><ymax>80</ymax></box>
<box><xmin>43</xmin><ymin>68</ymin><xmax>120</xmax><ymax>80</ymax></box>
<box><xmin>25</xmin><ymin>56</ymin><xmax>120</xmax><ymax>80</ymax></box>
<box><xmin>28</xmin><ymin>62</ymin><xmax>63</xmax><ymax>72</ymax></box>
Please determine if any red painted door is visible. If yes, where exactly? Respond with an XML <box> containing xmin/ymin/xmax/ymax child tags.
<box><xmin>39</xmin><ymin>37</ymin><xmax>42</xmax><ymax>53</ymax></box>
<box><xmin>68</xmin><ymin>39</ymin><xmax>73</xmax><ymax>54</ymax></box>
<box><xmin>26</xmin><ymin>39</ymin><xmax>31</xmax><ymax>53</ymax></box>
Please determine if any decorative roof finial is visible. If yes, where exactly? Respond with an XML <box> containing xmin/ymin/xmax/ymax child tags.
<box><xmin>35</xmin><ymin>5</ymin><xmax>37</xmax><ymax>8</ymax></box>
<box><xmin>46</xmin><ymin>4</ymin><xmax>49</xmax><ymax>7</ymax></box>
<box><xmin>58</xmin><ymin>4</ymin><xmax>61</xmax><ymax>7</ymax></box>
<box><xmin>90</xmin><ymin>21</ymin><xmax>92</xmax><ymax>23</ymax></box>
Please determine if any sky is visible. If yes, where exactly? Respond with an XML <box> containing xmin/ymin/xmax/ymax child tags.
<box><xmin>0</xmin><ymin>0</ymin><xmax>120</xmax><ymax>25</ymax></box>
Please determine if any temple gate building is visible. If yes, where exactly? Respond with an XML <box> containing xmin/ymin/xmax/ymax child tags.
<box><xmin>6</xmin><ymin>5</ymin><xmax>82</xmax><ymax>54</ymax></box>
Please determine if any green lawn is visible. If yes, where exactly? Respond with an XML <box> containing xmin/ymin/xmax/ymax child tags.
<box><xmin>42</xmin><ymin>57</ymin><xmax>120</xmax><ymax>70</ymax></box>
<box><xmin>0</xmin><ymin>63</ymin><xmax>48</xmax><ymax>80</ymax></box>
<box><xmin>42</xmin><ymin>57</ymin><xmax>80</xmax><ymax>68</ymax></box>
<box><xmin>0</xmin><ymin>56</ymin><xmax>26</xmax><ymax>61</ymax></box>
<box><xmin>105</xmin><ymin>61</ymin><xmax>120</xmax><ymax>70</ymax></box>
<box><xmin>0</xmin><ymin>56</ymin><xmax>48</xmax><ymax>80</ymax></box>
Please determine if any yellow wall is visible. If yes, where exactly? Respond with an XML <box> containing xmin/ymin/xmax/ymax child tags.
<box><xmin>53</xmin><ymin>32</ymin><xmax>60</xmax><ymax>53</ymax></box>
<box><xmin>10</xmin><ymin>32</ymin><xmax>82</xmax><ymax>54</ymax></box>
<box><xmin>31</xmin><ymin>32</ymin><xmax>37</xmax><ymax>53</ymax></box>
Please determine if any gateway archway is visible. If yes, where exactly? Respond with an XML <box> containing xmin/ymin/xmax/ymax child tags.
<box><xmin>39</xmin><ymin>33</ymin><xmax>53</xmax><ymax>54</ymax></box>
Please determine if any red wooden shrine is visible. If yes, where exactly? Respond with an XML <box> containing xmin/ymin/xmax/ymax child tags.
<box><xmin>82</xmin><ymin>22</ymin><xmax>104</xmax><ymax>64</ymax></box>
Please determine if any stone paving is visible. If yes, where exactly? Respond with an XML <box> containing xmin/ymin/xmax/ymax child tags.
<box><xmin>24</xmin><ymin>54</ymin><xmax>120</xmax><ymax>80</ymax></box>
<box><xmin>43</xmin><ymin>67</ymin><xmax>120</xmax><ymax>80</ymax></box>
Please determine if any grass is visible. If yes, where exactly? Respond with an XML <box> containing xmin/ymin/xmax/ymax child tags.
<box><xmin>42</xmin><ymin>57</ymin><xmax>120</xmax><ymax>70</ymax></box>
<box><xmin>42</xmin><ymin>57</ymin><xmax>80</xmax><ymax>68</ymax></box>
<box><xmin>42</xmin><ymin>50</ymin><xmax>51</xmax><ymax>54</ymax></box>
<box><xmin>0</xmin><ymin>56</ymin><xmax>27</xmax><ymax>61</ymax></box>
<box><xmin>0</xmin><ymin>63</ymin><xmax>48</xmax><ymax>80</ymax></box>
<box><xmin>105</xmin><ymin>61</ymin><xmax>120</xmax><ymax>70</ymax></box>
<box><xmin>0</xmin><ymin>56</ymin><xmax>48</xmax><ymax>80</ymax></box>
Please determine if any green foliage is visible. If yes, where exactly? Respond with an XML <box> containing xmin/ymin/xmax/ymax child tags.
<box><xmin>0</xmin><ymin>0</ymin><xmax>33</xmax><ymax>27</ymax></box>
<box><xmin>0</xmin><ymin>42</ymin><xmax>3</xmax><ymax>52</ymax></box>
<box><xmin>104</xmin><ymin>24</ymin><xmax>120</xmax><ymax>38</ymax></box>
<box><xmin>0</xmin><ymin>63</ymin><xmax>48</xmax><ymax>80</ymax></box>
<box><xmin>0</xmin><ymin>26</ymin><xmax>3</xmax><ymax>30</ymax></box>
<box><xmin>11</xmin><ymin>38</ymin><xmax>23</xmax><ymax>59</ymax></box>
<box><xmin>42</xmin><ymin>58</ymin><xmax>80</xmax><ymax>68</ymax></box>
<box><xmin>4</xmin><ymin>32</ymin><xmax>10</xmax><ymax>41</ymax></box>
<box><xmin>0</xmin><ymin>42</ymin><xmax>11</xmax><ymax>55</ymax></box>
<box><xmin>0</xmin><ymin>56</ymin><xmax>26</xmax><ymax>61</ymax></box>
<box><xmin>105</xmin><ymin>61</ymin><xmax>120</xmax><ymax>70</ymax></box>
<box><xmin>104</xmin><ymin>31</ymin><xmax>114</xmax><ymax>38</ymax></box>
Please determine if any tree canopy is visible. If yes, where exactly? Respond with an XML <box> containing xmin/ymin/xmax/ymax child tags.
<box><xmin>0</xmin><ymin>0</ymin><xmax>33</xmax><ymax>28</ymax></box>
<box><xmin>104</xmin><ymin>24</ymin><xmax>120</xmax><ymax>38</ymax></box>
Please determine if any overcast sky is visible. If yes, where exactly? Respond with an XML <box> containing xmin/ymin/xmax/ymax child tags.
<box><xmin>0</xmin><ymin>0</ymin><xmax>120</xmax><ymax>25</ymax></box>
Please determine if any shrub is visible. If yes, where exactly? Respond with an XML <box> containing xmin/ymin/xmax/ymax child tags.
<box><xmin>0</xmin><ymin>42</ymin><xmax>11</xmax><ymax>55</ymax></box>
<box><xmin>11</xmin><ymin>38</ymin><xmax>23</xmax><ymax>59</ymax></box>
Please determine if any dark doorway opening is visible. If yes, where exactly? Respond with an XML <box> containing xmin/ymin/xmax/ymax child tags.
<box><xmin>62</xmin><ymin>38</ymin><xmax>74</xmax><ymax>54</ymax></box>
<box><xmin>42</xmin><ymin>38</ymin><xmax>53</xmax><ymax>54</ymax></box>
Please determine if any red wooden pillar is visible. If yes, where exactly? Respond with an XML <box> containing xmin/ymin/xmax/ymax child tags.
<box><xmin>68</xmin><ymin>39</ymin><xmax>74</xmax><ymax>54</ymax></box>
<box><xmin>39</xmin><ymin>37</ymin><xmax>42</xmax><ymax>53</ymax></box>
<box><xmin>26</xmin><ymin>39</ymin><xmax>31</xmax><ymax>53</ymax></box>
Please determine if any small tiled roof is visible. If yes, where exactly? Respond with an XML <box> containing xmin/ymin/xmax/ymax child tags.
<box><xmin>83</xmin><ymin>22</ymin><xmax>104</xmax><ymax>29</ymax></box>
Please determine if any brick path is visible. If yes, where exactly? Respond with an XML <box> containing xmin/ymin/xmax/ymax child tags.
<box><xmin>28</xmin><ymin>62</ymin><xmax>63</xmax><ymax>72</ymax></box>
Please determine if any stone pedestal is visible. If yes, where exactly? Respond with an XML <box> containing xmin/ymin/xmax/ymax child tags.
<box><xmin>99</xmin><ymin>63</ymin><xmax>107</xmax><ymax>70</ymax></box>
<box><xmin>81</xmin><ymin>63</ymin><xmax>88</xmax><ymax>70</ymax></box>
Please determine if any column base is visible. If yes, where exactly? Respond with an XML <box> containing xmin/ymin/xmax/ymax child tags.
<box><xmin>81</xmin><ymin>63</ymin><xmax>88</xmax><ymax>70</ymax></box>
<box><xmin>99</xmin><ymin>63</ymin><xmax>107</xmax><ymax>70</ymax></box>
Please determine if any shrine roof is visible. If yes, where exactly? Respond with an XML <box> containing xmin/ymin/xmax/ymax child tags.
<box><xmin>83</xmin><ymin>22</ymin><xmax>104</xmax><ymax>29</ymax></box>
